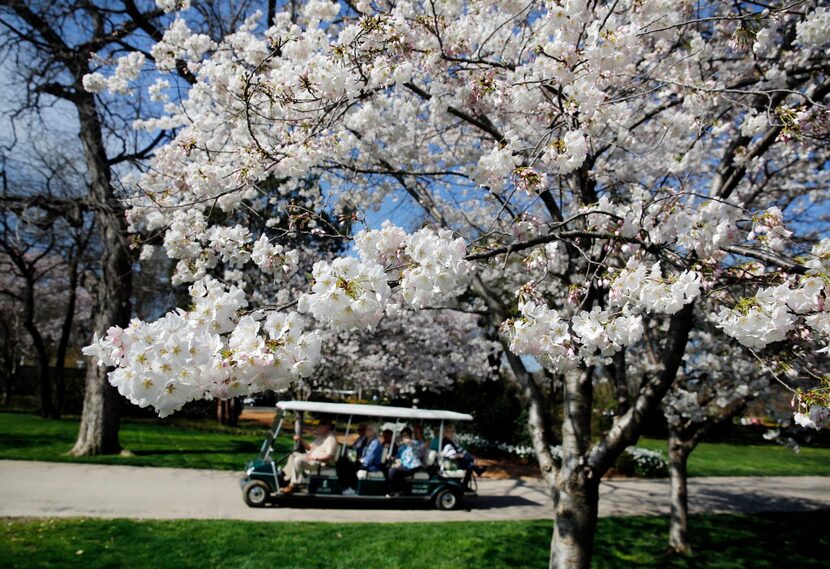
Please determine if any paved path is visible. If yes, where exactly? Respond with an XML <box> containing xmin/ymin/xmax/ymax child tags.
<box><xmin>1</xmin><ymin>460</ymin><xmax>828</xmax><ymax>523</ymax></box>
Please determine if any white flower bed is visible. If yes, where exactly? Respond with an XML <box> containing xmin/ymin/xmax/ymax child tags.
<box><xmin>456</xmin><ymin>433</ymin><xmax>668</xmax><ymax>477</ymax></box>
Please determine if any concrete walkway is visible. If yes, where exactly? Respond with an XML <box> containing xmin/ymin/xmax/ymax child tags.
<box><xmin>1</xmin><ymin>460</ymin><xmax>828</xmax><ymax>523</ymax></box>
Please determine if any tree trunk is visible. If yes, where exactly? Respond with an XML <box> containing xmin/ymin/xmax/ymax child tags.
<box><xmin>472</xmin><ymin>274</ymin><xmax>559</xmax><ymax>487</ymax></box>
<box><xmin>70</xmin><ymin>90</ymin><xmax>131</xmax><ymax>456</ymax></box>
<box><xmin>216</xmin><ymin>398</ymin><xmax>241</xmax><ymax>426</ymax></box>
<box><xmin>72</xmin><ymin>364</ymin><xmax>122</xmax><ymax>454</ymax></box>
<box><xmin>20</xmin><ymin>274</ymin><xmax>53</xmax><ymax>418</ymax></box>
<box><xmin>0</xmin><ymin>319</ymin><xmax>19</xmax><ymax>406</ymax></box>
<box><xmin>503</xmin><ymin>350</ymin><xmax>557</xmax><ymax>488</ymax></box>
<box><xmin>551</xmin><ymin>471</ymin><xmax>600</xmax><ymax>569</ymax></box>
<box><xmin>611</xmin><ymin>349</ymin><xmax>630</xmax><ymax>416</ymax></box>
<box><xmin>294</xmin><ymin>410</ymin><xmax>304</xmax><ymax>451</ymax></box>
<box><xmin>668</xmin><ymin>431</ymin><xmax>692</xmax><ymax>554</ymax></box>
<box><xmin>52</xmin><ymin>255</ymin><xmax>79</xmax><ymax>419</ymax></box>
<box><xmin>549</xmin><ymin>367</ymin><xmax>597</xmax><ymax>569</ymax></box>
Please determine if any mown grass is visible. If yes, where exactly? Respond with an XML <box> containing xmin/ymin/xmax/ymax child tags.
<box><xmin>0</xmin><ymin>411</ymin><xmax>291</xmax><ymax>471</ymax></box>
<box><xmin>0</xmin><ymin>512</ymin><xmax>826</xmax><ymax>568</ymax></box>
<box><xmin>2</xmin><ymin>411</ymin><xmax>829</xmax><ymax>476</ymax></box>
<box><xmin>637</xmin><ymin>437</ymin><xmax>830</xmax><ymax>477</ymax></box>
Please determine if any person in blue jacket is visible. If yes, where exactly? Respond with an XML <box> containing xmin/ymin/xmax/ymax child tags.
<box><xmin>359</xmin><ymin>423</ymin><xmax>383</xmax><ymax>471</ymax></box>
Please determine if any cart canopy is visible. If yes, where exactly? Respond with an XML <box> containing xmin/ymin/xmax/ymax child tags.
<box><xmin>275</xmin><ymin>400</ymin><xmax>472</xmax><ymax>422</ymax></box>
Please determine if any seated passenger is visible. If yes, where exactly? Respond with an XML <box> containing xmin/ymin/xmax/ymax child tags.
<box><xmin>282</xmin><ymin>421</ymin><xmax>338</xmax><ymax>493</ymax></box>
<box><xmin>387</xmin><ymin>427</ymin><xmax>423</xmax><ymax>497</ymax></box>
<box><xmin>439</xmin><ymin>425</ymin><xmax>486</xmax><ymax>476</ymax></box>
<box><xmin>350</xmin><ymin>423</ymin><xmax>368</xmax><ymax>458</ymax></box>
<box><xmin>359</xmin><ymin>424</ymin><xmax>383</xmax><ymax>472</ymax></box>
<box><xmin>381</xmin><ymin>428</ymin><xmax>398</xmax><ymax>463</ymax></box>
<box><xmin>413</xmin><ymin>424</ymin><xmax>429</xmax><ymax>463</ymax></box>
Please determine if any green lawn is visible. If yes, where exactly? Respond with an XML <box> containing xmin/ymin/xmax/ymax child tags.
<box><xmin>637</xmin><ymin>437</ymin><xmax>830</xmax><ymax>477</ymax></box>
<box><xmin>0</xmin><ymin>411</ymin><xmax>291</xmax><ymax>471</ymax></box>
<box><xmin>2</xmin><ymin>411</ymin><xmax>829</xmax><ymax>477</ymax></box>
<box><xmin>0</xmin><ymin>513</ymin><xmax>826</xmax><ymax>568</ymax></box>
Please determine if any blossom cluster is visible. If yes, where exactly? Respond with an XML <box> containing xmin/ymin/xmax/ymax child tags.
<box><xmin>159</xmin><ymin>210</ymin><xmax>300</xmax><ymax>286</ymax></box>
<box><xmin>83</xmin><ymin>52</ymin><xmax>145</xmax><ymax>95</ymax></box>
<box><xmin>504</xmin><ymin>302</ymin><xmax>578</xmax><ymax>372</ymax></box>
<box><xmin>582</xmin><ymin>194</ymin><xmax>740</xmax><ymax>260</ymax></box>
<box><xmin>609</xmin><ymin>261</ymin><xmax>702</xmax><ymax>315</ymax></box>
<box><xmin>748</xmin><ymin>207</ymin><xmax>792</xmax><ymax>252</ymax></box>
<box><xmin>83</xmin><ymin>278</ymin><xmax>321</xmax><ymax>417</ymax></box>
<box><xmin>251</xmin><ymin>235</ymin><xmax>300</xmax><ymax>278</ymax></box>
<box><xmin>503</xmin><ymin>301</ymin><xmax>644</xmax><ymax>372</ymax></box>
<box><xmin>399</xmin><ymin>228</ymin><xmax>474</xmax><ymax>308</ymax></box>
<box><xmin>796</xmin><ymin>6</ymin><xmax>830</xmax><ymax>48</ymax></box>
<box><xmin>717</xmin><ymin>276</ymin><xmax>825</xmax><ymax>350</ymax></box>
<box><xmin>793</xmin><ymin>403</ymin><xmax>830</xmax><ymax>430</ymax></box>
<box><xmin>298</xmin><ymin>257</ymin><xmax>391</xmax><ymax>331</ymax></box>
<box><xmin>299</xmin><ymin>224</ymin><xmax>473</xmax><ymax>331</ymax></box>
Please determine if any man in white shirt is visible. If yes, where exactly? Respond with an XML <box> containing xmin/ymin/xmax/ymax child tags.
<box><xmin>439</xmin><ymin>425</ymin><xmax>486</xmax><ymax>476</ymax></box>
<box><xmin>282</xmin><ymin>421</ymin><xmax>338</xmax><ymax>493</ymax></box>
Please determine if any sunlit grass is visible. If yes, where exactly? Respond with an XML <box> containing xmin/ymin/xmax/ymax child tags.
<box><xmin>0</xmin><ymin>512</ymin><xmax>826</xmax><ymax>568</ymax></box>
<box><xmin>637</xmin><ymin>437</ymin><xmax>830</xmax><ymax>477</ymax></box>
<box><xmin>0</xmin><ymin>411</ymin><xmax>290</xmax><ymax>471</ymax></box>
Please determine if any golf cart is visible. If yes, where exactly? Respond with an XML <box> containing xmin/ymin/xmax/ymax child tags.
<box><xmin>240</xmin><ymin>400</ymin><xmax>478</xmax><ymax>510</ymax></box>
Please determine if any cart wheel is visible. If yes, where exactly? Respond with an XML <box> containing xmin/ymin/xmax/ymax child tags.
<box><xmin>434</xmin><ymin>488</ymin><xmax>460</xmax><ymax>511</ymax></box>
<box><xmin>243</xmin><ymin>480</ymin><xmax>270</xmax><ymax>507</ymax></box>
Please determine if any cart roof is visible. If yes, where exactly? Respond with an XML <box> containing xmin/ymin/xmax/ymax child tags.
<box><xmin>275</xmin><ymin>400</ymin><xmax>473</xmax><ymax>421</ymax></box>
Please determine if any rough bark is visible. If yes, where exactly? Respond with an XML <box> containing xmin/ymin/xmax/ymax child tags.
<box><xmin>0</xmin><ymin>308</ymin><xmax>21</xmax><ymax>406</ymax></box>
<box><xmin>551</xmin><ymin>469</ymin><xmax>600</xmax><ymax>569</ymax></box>
<box><xmin>0</xmin><ymin>324</ymin><xmax>17</xmax><ymax>405</ymax></box>
<box><xmin>668</xmin><ymin>429</ymin><xmax>693</xmax><ymax>554</ymax></box>
<box><xmin>540</xmin><ymin>303</ymin><xmax>695</xmax><ymax>569</ymax></box>
<box><xmin>503</xmin><ymin>350</ymin><xmax>558</xmax><ymax>489</ymax></box>
<box><xmin>550</xmin><ymin>367</ymin><xmax>597</xmax><ymax>569</ymax></box>
<box><xmin>70</xmin><ymin>90</ymin><xmax>131</xmax><ymax>456</ymax></box>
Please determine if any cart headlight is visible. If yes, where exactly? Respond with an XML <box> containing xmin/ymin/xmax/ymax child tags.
<box><xmin>246</xmin><ymin>466</ymin><xmax>254</xmax><ymax>476</ymax></box>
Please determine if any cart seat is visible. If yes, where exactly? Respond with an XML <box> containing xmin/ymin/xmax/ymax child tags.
<box><xmin>440</xmin><ymin>458</ymin><xmax>467</xmax><ymax>478</ymax></box>
<box><xmin>356</xmin><ymin>470</ymin><xmax>385</xmax><ymax>480</ymax></box>
<box><xmin>304</xmin><ymin>462</ymin><xmax>337</xmax><ymax>477</ymax></box>
<box><xmin>441</xmin><ymin>468</ymin><xmax>467</xmax><ymax>478</ymax></box>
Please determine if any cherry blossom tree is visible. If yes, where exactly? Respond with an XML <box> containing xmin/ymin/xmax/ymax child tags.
<box><xmin>82</xmin><ymin>1</ymin><xmax>830</xmax><ymax>566</ymax></box>
<box><xmin>314</xmin><ymin>307</ymin><xmax>501</xmax><ymax>397</ymax></box>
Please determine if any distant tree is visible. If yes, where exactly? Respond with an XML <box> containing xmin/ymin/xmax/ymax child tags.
<box><xmin>0</xmin><ymin>280</ymin><xmax>23</xmax><ymax>406</ymax></box>
<box><xmin>662</xmin><ymin>332</ymin><xmax>768</xmax><ymax>554</ymax></box>
<box><xmin>314</xmin><ymin>307</ymin><xmax>501</xmax><ymax>398</ymax></box>
<box><xmin>0</xmin><ymin>150</ymin><xmax>96</xmax><ymax>417</ymax></box>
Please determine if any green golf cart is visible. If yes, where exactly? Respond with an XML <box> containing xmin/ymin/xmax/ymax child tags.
<box><xmin>240</xmin><ymin>400</ymin><xmax>477</xmax><ymax>510</ymax></box>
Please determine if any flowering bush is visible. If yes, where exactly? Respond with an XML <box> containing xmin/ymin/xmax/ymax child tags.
<box><xmin>455</xmin><ymin>432</ymin><xmax>535</xmax><ymax>461</ymax></box>
<box><xmin>456</xmin><ymin>432</ymin><xmax>667</xmax><ymax>477</ymax></box>
<box><xmin>618</xmin><ymin>448</ymin><xmax>670</xmax><ymax>478</ymax></box>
